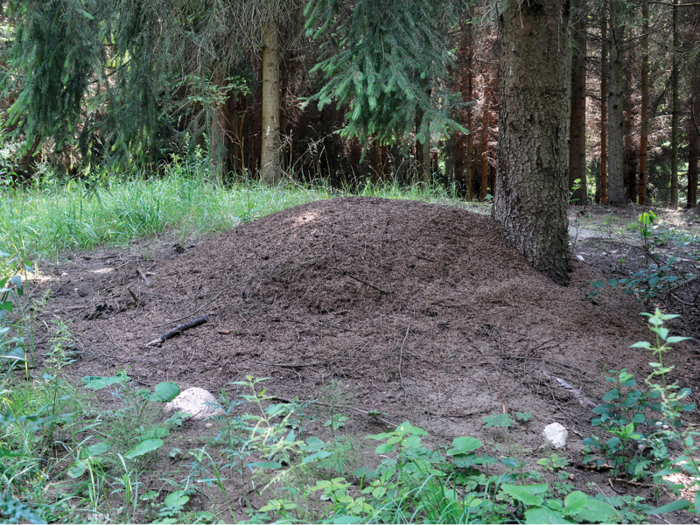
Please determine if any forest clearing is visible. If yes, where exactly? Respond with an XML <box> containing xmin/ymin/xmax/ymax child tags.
<box><xmin>2</xmin><ymin>187</ymin><xmax>699</xmax><ymax>523</ymax></box>
<box><xmin>1</xmin><ymin>0</ymin><xmax>700</xmax><ymax>521</ymax></box>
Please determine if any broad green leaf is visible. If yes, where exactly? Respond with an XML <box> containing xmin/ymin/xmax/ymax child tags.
<box><xmin>501</xmin><ymin>484</ymin><xmax>548</xmax><ymax>506</ymax></box>
<box><xmin>68</xmin><ymin>461</ymin><xmax>86</xmax><ymax>478</ymax></box>
<box><xmin>328</xmin><ymin>516</ymin><xmax>362</xmax><ymax>524</ymax></box>
<box><xmin>648</xmin><ymin>499</ymin><xmax>690</xmax><ymax>514</ymax></box>
<box><xmin>125</xmin><ymin>438</ymin><xmax>164</xmax><ymax>459</ymax></box>
<box><xmin>302</xmin><ymin>451</ymin><xmax>333</xmax><ymax>463</ymax></box>
<box><xmin>246</xmin><ymin>461</ymin><xmax>282</xmax><ymax>469</ymax></box>
<box><xmin>141</xmin><ymin>427</ymin><xmax>169</xmax><ymax>440</ymax></box>
<box><xmin>81</xmin><ymin>372</ymin><xmax>129</xmax><ymax>390</ymax></box>
<box><xmin>85</xmin><ymin>442</ymin><xmax>110</xmax><ymax>457</ymax></box>
<box><xmin>525</xmin><ymin>507</ymin><xmax>574</xmax><ymax>524</ymax></box>
<box><xmin>573</xmin><ymin>497</ymin><xmax>619</xmax><ymax>523</ymax></box>
<box><xmin>154</xmin><ymin>382</ymin><xmax>180</xmax><ymax>402</ymax></box>
<box><xmin>667</xmin><ymin>336</ymin><xmax>691</xmax><ymax>344</ymax></box>
<box><xmin>447</xmin><ymin>436</ymin><xmax>482</xmax><ymax>456</ymax></box>
<box><xmin>2</xmin><ymin>347</ymin><xmax>26</xmax><ymax>362</ymax></box>
<box><xmin>630</xmin><ymin>341</ymin><xmax>652</xmax><ymax>349</ymax></box>
<box><xmin>563</xmin><ymin>491</ymin><xmax>588</xmax><ymax>514</ymax></box>
<box><xmin>164</xmin><ymin>490</ymin><xmax>189</xmax><ymax>508</ymax></box>
<box><xmin>0</xmin><ymin>447</ymin><xmax>25</xmax><ymax>458</ymax></box>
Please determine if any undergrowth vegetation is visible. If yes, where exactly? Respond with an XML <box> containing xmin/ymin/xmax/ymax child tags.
<box><xmin>0</xmin><ymin>156</ymin><xmax>477</xmax><ymax>266</ymax></box>
<box><xmin>2</xmin><ymin>267</ymin><xmax>700</xmax><ymax>524</ymax></box>
<box><xmin>2</xmin><ymin>170</ymin><xmax>700</xmax><ymax>522</ymax></box>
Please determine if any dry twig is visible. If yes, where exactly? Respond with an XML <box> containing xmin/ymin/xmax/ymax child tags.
<box><xmin>146</xmin><ymin>315</ymin><xmax>209</xmax><ymax>347</ymax></box>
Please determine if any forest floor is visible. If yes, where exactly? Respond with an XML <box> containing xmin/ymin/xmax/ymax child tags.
<box><xmin>21</xmin><ymin>197</ymin><xmax>700</xmax><ymax>522</ymax></box>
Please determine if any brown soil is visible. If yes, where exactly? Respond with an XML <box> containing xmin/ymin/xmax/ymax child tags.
<box><xmin>28</xmin><ymin>197</ymin><xmax>700</xmax><ymax>521</ymax></box>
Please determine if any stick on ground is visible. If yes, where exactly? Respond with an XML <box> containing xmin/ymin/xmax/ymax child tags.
<box><xmin>146</xmin><ymin>315</ymin><xmax>209</xmax><ymax>347</ymax></box>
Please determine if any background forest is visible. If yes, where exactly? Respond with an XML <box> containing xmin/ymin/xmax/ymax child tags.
<box><xmin>0</xmin><ymin>0</ymin><xmax>698</xmax><ymax>206</ymax></box>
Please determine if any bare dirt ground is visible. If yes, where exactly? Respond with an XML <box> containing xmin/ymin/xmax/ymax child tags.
<box><xmin>24</xmin><ymin>197</ymin><xmax>700</xmax><ymax>522</ymax></box>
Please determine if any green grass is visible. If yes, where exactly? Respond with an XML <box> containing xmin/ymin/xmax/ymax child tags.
<box><xmin>0</xmin><ymin>162</ymin><xmax>483</xmax><ymax>264</ymax></box>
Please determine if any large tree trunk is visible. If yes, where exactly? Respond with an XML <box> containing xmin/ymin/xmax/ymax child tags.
<box><xmin>261</xmin><ymin>22</ymin><xmax>282</xmax><ymax>184</ymax></box>
<box><xmin>493</xmin><ymin>0</ymin><xmax>571</xmax><ymax>285</ymax></box>
<box><xmin>639</xmin><ymin>0</ymin><xmax>649</xmax><ymax>205</ymax></box>
<box><xmin>569</xmin><ymin>2</ymin><xmax>587</xmax><ymax>205</ymax></box>
<box><xmin>690</xmin><ymin>122</ymin><xmax>699</xmax><ymax>208</ymax></box>
<box><xmin>600</xmin><ymin>1</ymin><xmax>608</xmax><ymax>203</ymax></box>
<box><xmin>670</xmin><ymin>0</ymin><xmax>680</xmax><ymax>208</ymax></box>
<box><xmin>608</xmin><ymin>0</ymin><xmax>626</xmax><ymax>204</ymax></box>
<box><xmin>689</xmin><ymin>65</ymin><xmax>700</xmax><ymax>207</ymax></box>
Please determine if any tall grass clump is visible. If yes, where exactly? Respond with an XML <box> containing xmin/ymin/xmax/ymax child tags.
<box><xmin>1</xmin><ymin>157</ymin><xmax>477</xmax><ymax>263</ymax></box>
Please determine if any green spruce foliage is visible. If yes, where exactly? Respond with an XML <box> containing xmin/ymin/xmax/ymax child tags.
<box><xmin>304</xmin><ymin>0</ymin><xmax>465</xmax><ymax>147</ymax></box>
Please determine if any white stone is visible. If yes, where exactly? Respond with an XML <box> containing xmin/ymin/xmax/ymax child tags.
<box><xmin>163</xmin><ymin>387</ymin><xmax>224</xmax><ymax>421</ymax></box>
<box><xmin>542</xmin><ymin>423</ymin><xmax>568</xmax><ymax>449</ymax></box>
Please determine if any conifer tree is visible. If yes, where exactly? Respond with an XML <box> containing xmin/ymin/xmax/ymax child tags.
<box><xmin>304</xmin><ymin>0</ymin><xmax>463</xmax><ymax>160</ymax></box>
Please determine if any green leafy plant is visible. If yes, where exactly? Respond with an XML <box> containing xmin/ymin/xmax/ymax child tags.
<box><xmin>583</xmin><ymin>309</ymin><xmax>698</xmax><ymax>497</ymax></box>
<box><xmin>589</xmin><ymin>211</ymin><xmax>698</xmax><ymax>302</ymax></box>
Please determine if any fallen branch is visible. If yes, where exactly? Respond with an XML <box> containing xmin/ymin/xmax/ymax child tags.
<box><xmin>146</xmin><ymin>315</ymin><xmax>209</xmax><ymax>347</ymax></box>
<box><xmin>137</xmin><ymin>267</ymin><xmax>151</xmax><ymax>286</ymax></box>
<box><xmin>542</xmin><ymin>369</ymin><xmax>596</xmax><ymax>407</ymax></box>
<box><xmin>347</xmin><ymin>273</ymin><xmax>390</xmax><ymax>294</ymax></box>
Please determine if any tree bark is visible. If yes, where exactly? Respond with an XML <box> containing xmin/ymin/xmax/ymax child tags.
<box><xmin>608</xmin><ymin>0</ymin><xmax>626</xmax><ymax>204</ymax></box>
<box><xmin>569</xmin><ymin>2</ymin><xmax>588</xmax><ymax>205</ymax></box>
<box><xmin>670</xmin><ymin>0</ymin><xmax>680</xmax><ymax>207</ymax></box>
<box><xmin>689</xmin><ymin>67</ymin><xmax>700</xmax><ymax>207</ymax></box>
<box><xmin>639</xmin><ymin>0</ymin><xmax>649</xmax><ymax>205</ymax></box>
<box><xmin>690</xmin><ymin>121</ymin><xmax>699</xmax><ymax>207</ymax></box>
<box><xmin>493</xmin><ymin>0</ymin><xmax>571</xmax><ymax>285</ymax></box>
<box><xmin>261</xmin><ymin>21</ymin><xmax>282</xmax><ymax>185</ymax></box>
<box><xmin>210</xmin><ymin>73</ymin><xmax>233</xmax><ymax>182</ymax></box>
<box><xmin>480</xmin><ymin>63</ymin><xmax>492</xmax><ymax>201</ymax></box>
<box><xmin>624</xmin><ymin>41</ymin><xmax>637</xmax><ymax>204</ymax></box>
<box><xmin>455</xmin><ymin>23</ymin><xmax>474</xmax><ymax>199</ymax></box>
<box><xmin>415</xmin><ymin>106</ymin><xmax>431</xmax><ymax>182</ymax></box>
<box><xmin>600</xmin><ymin>1</ymin><xmax>608</xmax><ymax>203</ymax></box>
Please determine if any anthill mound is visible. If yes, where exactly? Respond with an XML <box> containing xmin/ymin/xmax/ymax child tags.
<box><xmin>39</xmin><ymin>197</ymin><xmax>700</xmax><ymax>438</ymax></box>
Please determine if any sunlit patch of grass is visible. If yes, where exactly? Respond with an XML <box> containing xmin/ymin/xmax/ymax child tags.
<box><xmin>0</xmin><ymin>164</ymin><xmax>485</xmax><ymax>262</ymax></box>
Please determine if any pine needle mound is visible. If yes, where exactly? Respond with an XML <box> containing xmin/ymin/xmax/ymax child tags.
<box><xmin>49</xmin><ymin>197</ymin><xmax>691</xmax><ymax>437</ymax></box>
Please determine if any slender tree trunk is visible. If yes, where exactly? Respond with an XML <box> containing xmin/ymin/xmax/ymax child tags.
<box><xmin>601</xmin><ymin>1</ymin><xmax>608</xmax><ymax>203</ymax></box>
<box><xmin>570</xmin><ymin>2</ymin><xmax>587</xmax><ymax>205</ymax></box>
<box><xmin>210</xmin><ymin>73</ymin><xmax>233</xmax><ymax>182</ymax></box>
<box><xmin>466</xmin><ymin>34</ymin><xmax>475</xmax><ymax>200</ymax></box>
<box><xmin>261</xmin><ymin>22</ymin><xmax>282</xmax><ymax>184</ymax></box>
<box><xmin>373</xmin><ymin>142</ymin><xmax>383</xmax><ymax>183</ymax></box>
<box><xmin>639</xmin><ymin>0</ymin><xmax>649</xmax><ymax>205</ymax></box>
<box><xmin>608</xmin><ymin>0</ymin><xmax>626</xmax><ymax>204</ymax></box>
<box><xmin>493</xmin><ymin>0</ymin><xmax>571</xmax><ymax>285</ymax></box>
<box><xmin>624</xmin><ymin>41</ymin><xmax>637</xmax><ymax>204</ymax></box>
<box><xmin>481</xmin><ymin>64</ymin><xmax>490</xmax><ymax>201</ymax></box>
<box><xmin>670</xmin><ymin>0</ymin><xmax>680</xmax><ymax>207</ymax></box>
<box><xmin>415</xmin><ymin>107</ymin><xmax>431</xmax><ymax>182</ymax></box>
<box><xmin>455</xmin><ymin>23</ymin><xmax>474</xmax><ymax>199</ymax></box>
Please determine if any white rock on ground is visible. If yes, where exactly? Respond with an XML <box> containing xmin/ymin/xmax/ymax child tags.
<box><xmin>542</xmin><ymin>423</ymin><xmax>568</xmax><ymax>449</ymax></box>
<box><xmin>163</xmin><ymin>387</ymin><xmax>224</xmax><ymax>420</ymax></box>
